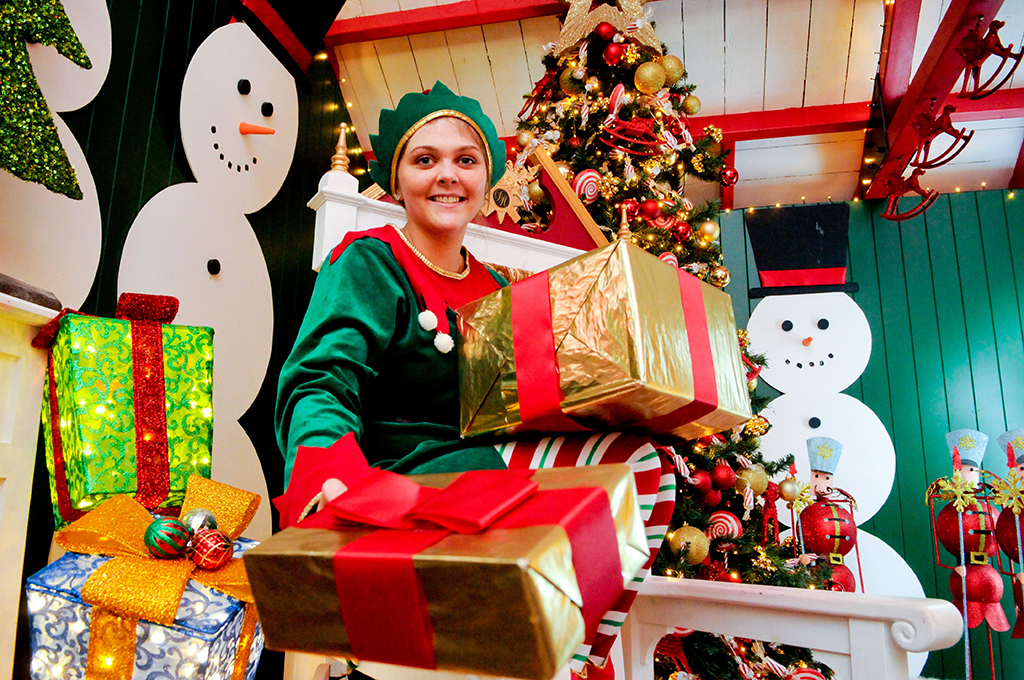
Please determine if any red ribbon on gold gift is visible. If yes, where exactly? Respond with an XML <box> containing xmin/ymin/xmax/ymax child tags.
<box><xmin>298</xmin><ymin>446</ymin><xmax>623</xmax><ymax>671</ymax></box>
<box><xmin>510</xmin><ymin>266</ymin><xmax>719</xmax><ymax>434</ymax></box>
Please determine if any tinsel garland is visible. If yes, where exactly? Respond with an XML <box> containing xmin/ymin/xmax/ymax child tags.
<box><xmin>0</xmin><ymin>0</ymin><xmax>91</xmax><ymax>199</ymax></box>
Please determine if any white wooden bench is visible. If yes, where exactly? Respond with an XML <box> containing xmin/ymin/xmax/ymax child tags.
<box><xmin>621</xmin><ymin>576</ymin><xmax>963</xmax><ymax>680</ymax></box>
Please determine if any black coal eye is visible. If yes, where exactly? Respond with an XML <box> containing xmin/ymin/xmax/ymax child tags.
<box><xmin>237</xmin><ymin>79</ymin><xmax>251</xmax><ymax>95</ymax></box>
<box><xmin>809</xmin><ymin>417</ymin><xmax>821</xmax><ymax>428</ymax></box>
<box><xmin>818</xmin><ymin>318</ymin><xmax>829</xmax><ymax>330</ymax></box>
<box><xmin>261</xmin><ymin>102</ymin><xmax>274</xmax><ymax>117</ymax></box>
<box><xmin>781</xmin><ymin>320</ymin><xmax>793</xmax><ymax>332</ymax></box>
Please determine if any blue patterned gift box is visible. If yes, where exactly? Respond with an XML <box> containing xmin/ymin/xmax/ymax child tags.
<box><xmin>25</xmin><ymin>539</ymin><xmax>263</xmax><ymax>680</ymax></box>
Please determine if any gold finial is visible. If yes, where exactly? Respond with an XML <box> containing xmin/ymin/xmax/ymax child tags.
<box><xmin>617</xmin><ymin>205</ymin><xmax>632</xmax><ymax>240</ymax></box>
<box><xmin>331</xmin><ymin>123</ymin><xmax>350</xmax><ymax>173</ymax></box>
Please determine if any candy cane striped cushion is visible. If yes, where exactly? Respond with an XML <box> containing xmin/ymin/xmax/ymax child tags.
<box><xmin>496</xmin><ymin>432</ymin><xmax>676</xmax><ymax>671</ymax></box>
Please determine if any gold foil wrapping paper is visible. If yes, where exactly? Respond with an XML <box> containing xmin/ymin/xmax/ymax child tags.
<box><xmin>243</xmin><ymin>465</ymin><xmax>648</xmax><ymax>680</ymax></box>
<box><xmin>458</xmin><ymin>239</ymin><xmax>752</xmax><ymax>441</ymax></box>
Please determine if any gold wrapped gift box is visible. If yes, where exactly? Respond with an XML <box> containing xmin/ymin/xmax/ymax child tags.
<box><xmin>243</xmin><ymin>465</ymin><xmax>648</xmax><ymax>680</ymax></box>
<box><xmin>458</xmin><ymin>239</ymin><xmax>752</xmax><ymax>442</ymax></box>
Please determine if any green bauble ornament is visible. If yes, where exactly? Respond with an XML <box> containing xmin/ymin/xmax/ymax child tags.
<box><xmin>145</xmin><ymin>517</ymin><xmax>190</xmax><ymax>559</ymax></box>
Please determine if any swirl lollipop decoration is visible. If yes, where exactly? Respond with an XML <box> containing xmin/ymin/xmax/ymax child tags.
<box><xmin>706</xmin><ymin>510</ymin><xmax>743</xmax><ymax>539</ymax></box>
<box><xmin>573</xmin><ymin>168</ymin><xmax>601</xmax><ymax>204</ymax></box>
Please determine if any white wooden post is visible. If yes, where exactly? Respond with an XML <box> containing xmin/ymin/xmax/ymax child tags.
<box><xmin>0</xmin><ymin>286</ymin><xmax>58</xmax><ymax>680</ymax></box>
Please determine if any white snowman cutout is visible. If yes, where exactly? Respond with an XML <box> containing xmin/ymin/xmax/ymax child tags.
<box><xmin>744</xmin><ymin>204</ymin><xmax>928</xmax><ymax>678</ymax></box>
<box><xmin>118</xmin><ymin>22</ymin><xmax>299</xmax><ymax>539</ymax></box>
<box><xmin>0</xmin><ymin>0</ymin><xmax>111</xmax><ymax>308</ymax></box>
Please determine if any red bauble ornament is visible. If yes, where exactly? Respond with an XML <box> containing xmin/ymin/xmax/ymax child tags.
<box><xmin>710</xmin><ymin>464</ymin><xmax>737</xmax><ymax>490</ymax></box>
<box><xmin>948</xmin><ymin>564</ymin><xmax>1011</xmax><ymax>630</ymax></box>
<box><xmin>800</xmin><ymin>501</ymin><xmax>857</xmax><ymax>556</ymax></box>
<box><xmin>689</xmin><ymin>469</ymin><xmax>713</xmax><ymax>494</ymax></box>
<box><xmin>568</xmin><ymin>136</ymin><xmax>582</xmax><ymax>149</ymax></box>
<box><xmin>671</xmin><ymin>219</ymin><xmax>692</xmax><ymax>241</ymax></box>
<box><xmin>191</xmin><ymin>528</ymin><xmax>234</xmax><ymax>570</ymax></box>
<box><xmin>936</xmin><ymin>501</ymin><xmax>1000</xmax><ymax>558</ymax></box>
<box><xmin>594</xmin><ymin>21</ymin><xmax>617</xmax><ymax>41</ymax></box>
<box><xmin>720</xmin><ymin>166</ymin><xmax>739</xmax><ymax>187</ymax></box>
<box><xmin>639</xmin><ymin>198</ymin><xmax>662</xmax><ymax>221</ymax></box>
<box><xmin>620</xmin><ymin>198</ymin><xmax>640</xmax><ymax>220</ymax></box>
<box><xmin>602</xmin><ymin>43</ymin><xmax>624</xmax><ymax>66</ymax></box>
<box><xmin>827</xmin><ymin>563</ymin><xmax>857</xmax><ymax>592</ymax></box>
<box><xmin>700</xmin><ymin>488</ymin><xmax>722</xmax><ymax>508</ymax></box>
<box><xmin>996</xmin><ymin>508</ymin><xmax>1022</xmax><ymax>562</ymax></box>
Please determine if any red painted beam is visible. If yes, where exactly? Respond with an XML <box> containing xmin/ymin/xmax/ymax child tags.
<box><xmin>865</xmin><ymin>0</ymin><xmax>1006</xmax><ymax>199</ymax></box>
<box><xmin>879</xmin><ymin>0</ymin><xmax>923</xmax><ymax>123</ymax></box>
<box><xmin>948</xmin><ymin>85</ymin><xmax>1024</xmax><ymax>121</ymax></box>
<box><xmin>688</xmin><ymin>102</ymin><xmax>872</xmax><ymax>142</ymax></box>
<box><xmin>325</xmin><ymin>0</ymin><xmax>565</xmax><ymax>46</ymax></box>
<box><xmin>1010</xmin><ymin>139</ymin><xmax>1024</xmax><ymax>189</ymax></box>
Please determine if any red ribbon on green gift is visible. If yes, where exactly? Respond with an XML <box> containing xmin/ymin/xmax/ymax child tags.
<box><xmin>510</xmin><ymin>263</ymin><xmax>719</xmax><ymax>435</ymax></box>
<box><xmin>34</xmin><ymin>293</ymin><xmax>180</xmax><ymax>522</ymax></box>
<box><xmin>298</xmin><ymin>441</ymin><xmax>623</xmax><ymax>671</ymax></box>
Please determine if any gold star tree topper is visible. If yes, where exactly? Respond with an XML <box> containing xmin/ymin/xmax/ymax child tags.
<box><xmin>553</xmin><ymin>0</ymin><xmax>661</xmax><ymax>56</ymax></box>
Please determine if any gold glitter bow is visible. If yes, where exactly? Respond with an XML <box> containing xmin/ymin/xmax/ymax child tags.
<box><xmin>55</xmin><ymin>475</ymin><xmax>261</xmax><ymax>680</ymax></box>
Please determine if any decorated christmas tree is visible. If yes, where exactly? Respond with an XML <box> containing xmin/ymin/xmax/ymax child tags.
<box><xmin>0</xmin><ymin>0</ymin><xmax>91</xmax><ymax>198</ymax></box>
<box><xmin>499</xmin><ymin>0</ymin><xmax>736</xmax><ymax>287</ymax></box>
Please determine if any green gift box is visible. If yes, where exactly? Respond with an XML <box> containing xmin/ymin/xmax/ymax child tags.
<box><xmin>35</xmin><ymin>293</ymin><xmax>214</xmax><ymax>528</ymax></box>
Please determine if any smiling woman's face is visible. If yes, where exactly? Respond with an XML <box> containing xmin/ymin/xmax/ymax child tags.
<box><xmin>394</xmin><ymin>117</ymin><xmax>489</xmax><ymax>244</ymax></box>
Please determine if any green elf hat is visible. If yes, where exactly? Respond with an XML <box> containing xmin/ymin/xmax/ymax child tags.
<box><xmin>368</xmin><ymin>81</ymin><xmax>506</xmax><ymax>197</ymax></box>
<box><xmin>807</xmin><ymin>436</ymin><xmax>842</xmax><ymax>475</ymax></box>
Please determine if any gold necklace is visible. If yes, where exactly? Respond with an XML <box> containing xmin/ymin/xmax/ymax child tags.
<box><xmin>392</xmin><ymin>225</ymin><xmax>470</xmax><ymax>280</ymax></box>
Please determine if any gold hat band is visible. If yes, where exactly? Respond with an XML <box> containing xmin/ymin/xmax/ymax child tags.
<box><xmin>389</xmin><ymin>109</ymin><xmax>493</xmax><ymax>196</ymax></box>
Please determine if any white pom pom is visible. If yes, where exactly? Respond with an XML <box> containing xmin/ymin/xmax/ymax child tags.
<box><xmin>434</xmin><ymin>333</ymin><xmax>454</xmax><ymax>354</ymax></box>
<box><xmin>418</xmin><ymin>310</ymin><xmax>438</xmax><ymax>331</ymax></box>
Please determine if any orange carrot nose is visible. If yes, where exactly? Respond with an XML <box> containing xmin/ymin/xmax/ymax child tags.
<box><xmin>239</xmin><ymin>121</ymin><xmax>275</xmax><ymax>135</ymax></box>
<box><xmin>802</xmin><ymin>336</ymin><xmax>813</xmax><ymax>346</ymax></box>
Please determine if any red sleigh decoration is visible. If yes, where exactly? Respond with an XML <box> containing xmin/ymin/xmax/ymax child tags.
<box><xmin>909</xmin><ymin>100</ymin><xmax>974</xmax><ymax>169</ymax></box>
<box><xmin>957</xmin><ymin>16</ymin><xmax>1023</xmax><ymax>100</ymax></box>
<box><xmin>880</xmin><ymin>166</ymin><xmax>939</xmax><ymax>221</ymax></box>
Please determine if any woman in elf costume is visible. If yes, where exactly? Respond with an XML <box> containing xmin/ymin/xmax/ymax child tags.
<box><xmin>274</xmin><ymin>83</ymin><xmax>674</xmax><ymax>680</ymax></box>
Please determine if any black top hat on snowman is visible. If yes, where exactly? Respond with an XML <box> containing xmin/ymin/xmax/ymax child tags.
<box><xmin>234</xmin><ymin>0</ymin><xmax>347</xmax><ymax>77</ymax></box>
<box><xmin>744</xmin><ymin>203</ymin><xmax>859</xmax><ymax>298</ymax></box>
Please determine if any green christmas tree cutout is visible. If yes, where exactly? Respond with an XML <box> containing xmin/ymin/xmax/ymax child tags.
<box><xmin>1</xmin><ymin>0</ymin><xmax>91</xmax><ymax>199</ymax></box>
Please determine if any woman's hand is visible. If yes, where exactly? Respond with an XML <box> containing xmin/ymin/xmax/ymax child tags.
<box><xmin>317</xmin><ymin>477</ymin><xmax>348</xmax><ymax>512</ymax></box>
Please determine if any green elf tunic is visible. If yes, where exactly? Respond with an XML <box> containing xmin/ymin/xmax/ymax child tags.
<box><xmin>275</xmin><ymin>225</ymin><xmax>508</xmax><ymax>497</ymax></box>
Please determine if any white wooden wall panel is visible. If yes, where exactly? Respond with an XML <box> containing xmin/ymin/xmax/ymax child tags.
<box><xmin>444</xmin><ymin>26</ymin><xmax>504</xmax><ymax>133</ymax></box>
<box><xmin>332</xmin><ymin>51</ymin><xmax>372</xmax><ymax>153</ymax></box>
<box><xmin>725</xmin><ymin>0</ymin><xmax>767</xmax><ymax>112</ymax></box>
<box><xmin>375</xmin><ymin>36</ymin><xmax>424</xmax><ymax>102</ymax></box>
<box><xmin>805</xmin><ymin>0</ymin><xmax>855</xmax><ymax>106</ymax></box>
<box><xmin>1000</xmin><ymin>2</ymin><xmax>1024</xmax><ymax>89</ymax></box>
<box><xmin>337</xmin><ymin>1</ymin><xmax>362</xmax><ymax>20</ymax></box>
<box><xmin>735</xmin><ymin>172</ymin><xmax>860</xmax><ymax>208</ymax></box>
<box><xmin>680</xmin><ymin>176</ymin><xmax>722</xmax><ymax>208</ymax></box>
<box><xmin>649</xmin><ymin>0</ymin><xmax>684</xmax><ymax>58</ymax></box>
<box><xmin>408</xmin><ymin>32</ymin><xmax>459</xmax><ymax>94</ymax></box>
<box><xmin>913</xmin><ymin>0</ymin><xmax>947</xmax><ymax>76</ymax></box>
<box><xmin>482</xmin><ymin>22</ymin><xmax>535</xmax><ymax>134</ymax></box>
<box><xmin>374</xmin><ymin>0</ymin><xmax>402</xmax><ymax>15</ymax></box>
<box><xmin>521</xmin><ymin>16</ymin><xmax>562</xmax><ymax>85</ymax></box>
<box><xmin>764</xmin><ymin>0</ymin><xmax>811</xmax><ymax>110</ymax></box>
<box><xmin>846</xmin><ymin>0</ymin><xmax>884</xmax><ymax>103</ymax></box>
<box><xmin>682</xmin><ymin>0</ymin><xmax>726</xmax><ymax>115</ymax></box>
<box><xmin>338</xmin><ymin>41</ymin><xmax>394</xmax><ymax>146</ymax></box>
<box><xmin>399</xmin><ymin>0</ymin><xmax>438</xmax><ymax>10</ymax></box>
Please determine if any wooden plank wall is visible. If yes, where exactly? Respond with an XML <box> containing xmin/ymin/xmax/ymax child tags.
<box><xmin>722</xmin><ymin>192</ymin><xmax>1024</xmax><ymax>680</ymax></box>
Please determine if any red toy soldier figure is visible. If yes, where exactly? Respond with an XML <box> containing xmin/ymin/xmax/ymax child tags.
<box><xmin>994</xmin><ymin>429</ymin><xmax>1024</xmax><ymax>638</ymax></box>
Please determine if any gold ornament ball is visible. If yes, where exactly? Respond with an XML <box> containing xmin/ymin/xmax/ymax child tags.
<box><xmin>709</xmin><ymin>265</ymin><xmax>731</xmax><ymax>288</ymax></box>
<box><xmin>779</xmin><ymin>477</ymin><xmax>800</xmax><ymax>503</ymax></box>
<box><xmin>559</xmin><ymin>68</ymin><xmax>583</xmax><ymax>95</ymax></box>
<box><xmin>527</xmin><ymin>181</ymin><xmax>547</xmax><ymax>204</ymax></box>
<box><xmin>555</xmin><ymin>161</ymin><xmax>575</xmax><ymax>183</ymax></box>
<box><xmin>735</xmin><ymin>464</ymin><xmax>769</xmax><ymax>497</ymax></box>
<box><xmin>743</xmin><ymin>415</ymin><xmax>770</xmax><ymax>436</ymax></box>
<box><xmin>516</xmin><ymin>129</ymin><xmax>536</xmax><ymax>148</ymax></box>
<box><xmin>669</xmin><ymin>525</ymin><xmax>710</xmax><ymax>565</ymax></box>
<box><xmin>634</xmin><ymin>61</ymin><xmax>667</xmax><ymax>95</ymax></box>
<box><xmin>681</xmin><ymin>94</ymin><xmax>701</xmax><ymax>116</ymax></box>
<box><xmin>747</xmin><ymin>376</ymin><xmax>758</xmax><ymax>391</ymax></box>
<box><xmin>659</xmin><ymin>54</ymin><xmax>685</xmax><ymax>86</ymax></box>
<box><xmin>699</xmin><ymin>220</ymin><xmax>720</xmax><ymax>242</ymax></box>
